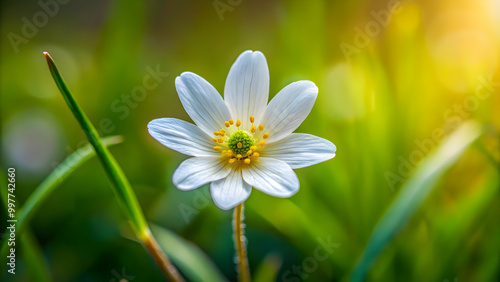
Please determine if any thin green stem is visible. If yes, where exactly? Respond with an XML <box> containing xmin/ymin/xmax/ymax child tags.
<box><xmin>233</xmin><ymin>203</ymin><xmax>250</xmax><ymax>282</ymax></box>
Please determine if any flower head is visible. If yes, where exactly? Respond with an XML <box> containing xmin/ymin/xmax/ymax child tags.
<box><xmin>148</xmin><ymin>50</ymin><xmax>336</xmax><ymax>210</ymax></box>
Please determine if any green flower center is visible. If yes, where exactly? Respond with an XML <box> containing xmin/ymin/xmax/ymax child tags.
<box><xmin>228</xmin><ymin>130</ymin><xmax>255</xmax><ymax>156</ymax></box>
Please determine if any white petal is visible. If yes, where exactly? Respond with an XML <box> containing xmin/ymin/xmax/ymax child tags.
<box><xmin>242</xmin><ymin>157</ymin><xmax>299</xmax><ymax>197</ymax></box>
<box><xmin>210</xmin><ymin>168</ymin><xmax>251</xmax><ymax>210</ymax></box>
<box><xmin>263</xmin><ymin>133</ymin><xmax>336</xmax><ymax>169</ymax></box>
<box><xmin>176</xmin><ymin>72</ymin><xmax>232</xmax><ymax>136</ymax></box>
<box><xmin>148</xmin><ymin>118</ymin><xmax>218</xmax><ymax>157</ymax></box>
<box><xmin>224</xmin><ymin>50</ymin><xmax>269</xmax><ymax>128</ymax></box>
<box><xmin>261</xmin><ymin>81</ymin><xmax>318</xmax><ymax>143</ymax></box>
<box><xmin>173</xmin><ymin>157</ymin><xmax>231</xmax><ymax>191</ymax></box>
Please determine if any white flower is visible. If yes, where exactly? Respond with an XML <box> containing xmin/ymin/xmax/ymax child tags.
<box><xmin>148</xmin><ymin>50</ymin><xmax>336</xmax><ymax>210</ymax></box>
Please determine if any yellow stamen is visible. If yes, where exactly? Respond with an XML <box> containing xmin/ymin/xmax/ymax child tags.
<box><xmin>214</xmin><ymin>131</ymin><xmax>219</xmax><ymax>136</ymax></box>
<box><xmin>249</xmin><ymin>116</ymin><xmax>255</xmax><ymax>123</ymax></box>
<box><xmin>253</xmin><ymin>152</ymin><xmax>260</xmax><ymax>157</ymax></box>
<box><xmin>212</xmin><ymin>138</ymin><xmax>218</xmax><ymax>142</ymax></box>
<box><xmin>225</xmin><ymin>121</ymin><xmax>230</xmax><ymax>127</ymax></box>
<box><xmin>226</xmin><ymin>151</ymin><xmax>233</xmax><ymax>157</ymax></box>
<box><xmin>263</xmin><ymin>133</ymin><xmax>269</xmax><ymax>139</ymax></box>
<box><xmin>250</xmin><ymin>146</ymin><xmax>258</xmax><ymax>151</ymax></box>
<box><xmin>244</xmin><ymin>158</ymin><xmax>251</xmax><ymax>165</ymax></box>
<box><xmin>250</xmin><ymin>126</ymin><xmax>257</xmax><ymax>133</ymax></box>
<box><xmin>222</xmin><ymin>150</ymin><xmax>227</xmax><ymax>154</ymax></box>
<box><xmin>220</xmin><ymin>128</ymin><xmax>225</xmax><ymax>134</ymax></box>
<box><xmin>229</xmin><ymin>119</ymin><xmax>234</xmax><ymax>125</ymax></box>
<box><xmin>236</xmin><ymin>154</ymin><xmax>243</xmax><ymax>159</ymax></box>
<box><xmin>218</xmin><ymin>139</ymin><xmax>224</xmax><ymax>143</ymax></box>
<box><xmin>247</xmin><ymin>150</ymin><xmax>252</xmax><ymax>156</ymax></box>
<box><xmin>229</xmin><ymin>158</ymin><xmax>236</xmax><ymax>164</ymax></box>
<box><xmin>237</xmin><ymin>142</ymin><xmax>242</xmax><ymax>148</ymax></box>
<box><xmin>214</xmin><ymin>146</ymin><xmax>221</xmax><ymax>151</ymax></box>
<box><xmin>258</xmin><ymin>140</ymin><xmax>265</xmax><ymax>147</ymax></box>
<box><xmin>258</xmin><ymin>124</ymin><xmax>264</xmax><ymax>131</ymax></box>
<box><xmin>236</xmin><ymin>120</ymin><xmax>241</xmax><ymax>127</ymax></box>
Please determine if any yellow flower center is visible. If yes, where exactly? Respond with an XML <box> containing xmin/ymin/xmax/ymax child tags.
<box><xmin>228</xmin><ymin>130</ymin><xmax>254</xmax><ymax>156</ymax></box>
<box><xmin>212</xmin><ymin>115</ymin><xmax>269</xmax><ymax>165</ymax></box>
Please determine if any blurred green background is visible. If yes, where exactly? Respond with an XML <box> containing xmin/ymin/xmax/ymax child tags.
<box><xmin>1</xmin><ymin>0</ymin><xmax>499</xmax><ymax>281</ymax></box>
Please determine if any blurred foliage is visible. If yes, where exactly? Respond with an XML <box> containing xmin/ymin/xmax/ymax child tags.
<box><xmin>1</xmin><ymin>0</ymin><xmax>499</xmax><ymax>281</ymax></box>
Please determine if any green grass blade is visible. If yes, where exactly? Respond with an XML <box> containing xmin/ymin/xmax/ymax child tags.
<box><xmin>43</xmin><ymin>52</ymin><xmax>184</xmax><ymax>281</ymax></box>
<box><xmin>43</xmin><ymin>52</ymin><xmax>147</xmax><ymax>234</ymax></box>
<box><xmin>150</xmin><ymin>224</ymin><xmax>228</xmax><ymax>282</ymax></box>
<box><xmin>0</xmin><ymin>136</ymin><xmax>122</xmax><ymax>273</ymax></box>
<box><xmin>350</xmin><ymin>121</ymin><xmax>482</xmax><ymax>282</ymax></box>
<box><xmin>252</xmin><ymin>253</ymin><xmax>282</xmax><ymax>282</ymax></box>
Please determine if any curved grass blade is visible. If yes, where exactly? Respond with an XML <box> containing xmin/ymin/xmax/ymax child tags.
<box><xmin>252</xmin><ymin>253</ymin><xmax>282</xmax><ymax>282</ymax></box>
<box><xmin>350</xmin><ymin>121</ymin><xmax>482</xmax><ymax>282</ymax></box>
<box><xmin>150</xmin><ymin>223</ymin><xmax>228</xmax><ymax>282</ymax></box>
<box><xmin>43</xmin><ymin>52</ymin><xmax>184</xmax><ymax>281</ymax></box>
<box><xmin>0</xmin><ymin>136</ymin><xmax>122</xmax><ymax>273</ymax></box>
<box><xmin>19</xmin><ymin>136</ymin><xmax>122</xmax><ymax>235</ymax></box>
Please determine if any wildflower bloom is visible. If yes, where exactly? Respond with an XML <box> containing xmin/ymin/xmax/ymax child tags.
<box><xmin>148</xmin><ymin>50</ymin><xmax>336</xmax><ymax>210</ymax></box>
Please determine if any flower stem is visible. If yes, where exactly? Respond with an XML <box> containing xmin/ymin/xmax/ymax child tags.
<box><xmin>142</xmin><ymin>228</ymin><xmax>185</xmax><ymax>282</ymax></box>
<box><xmin>233</xmin><ymin>203</ymin><xmax>251</xmax><ymax>282</ymax></box>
